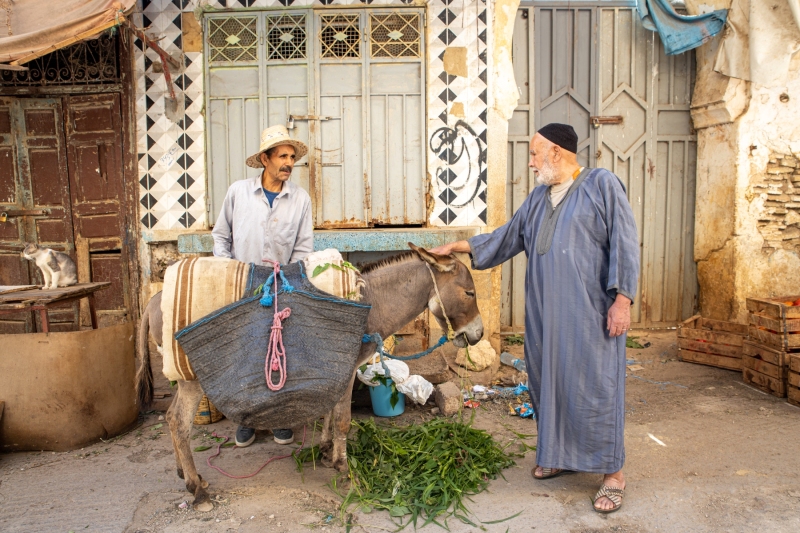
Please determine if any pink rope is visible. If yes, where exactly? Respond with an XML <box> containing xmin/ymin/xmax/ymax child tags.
<box><xmin>265</xmin><ymin>261</ymin><xmax>291</xmax><ymax>391</ymax></box>
<box><xmin>205</xmin><ymin>427</ymin><xmax>306</xmax><ymax>479</ymax></box>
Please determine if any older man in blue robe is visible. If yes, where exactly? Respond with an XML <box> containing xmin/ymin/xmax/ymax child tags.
<box><xmin>431</xmin><ymin>123</ymin><xmax>639</xmax><ymax>513</ymax></box>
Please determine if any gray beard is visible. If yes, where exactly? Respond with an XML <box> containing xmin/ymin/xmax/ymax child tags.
<box><xmin>535</xmin><ymin>168</ymin><xmax>560</xmax><ymax>186</ymax></box>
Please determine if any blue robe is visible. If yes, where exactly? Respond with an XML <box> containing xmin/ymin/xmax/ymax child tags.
<box><xmin>470</xmin><ymin>168</ymin><xmax>639</xmax><ymax>473</ymax></box>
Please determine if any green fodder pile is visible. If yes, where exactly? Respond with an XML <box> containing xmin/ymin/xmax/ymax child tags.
<box><xmin>337</xmin><ymin>417</ymin><xmax>517</xmax><ymax>529</ymax></box>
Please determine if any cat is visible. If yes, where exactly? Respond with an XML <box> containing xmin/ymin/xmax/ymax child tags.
<box><xmin>21</xmin><ymin>243</ymin><xmax>78</xmax><ymax>289</ymax></box>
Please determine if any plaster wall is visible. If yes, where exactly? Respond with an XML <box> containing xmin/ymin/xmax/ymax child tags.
<box><xmin>690</xmin><ymin>0</ymin><xmax>800</xmax><ymax>322</ymax></box>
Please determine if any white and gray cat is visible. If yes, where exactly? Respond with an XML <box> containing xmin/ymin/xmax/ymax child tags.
<box><xmin>21</xmin><ymin>243</ymin><xmax>78</xmax><ymax>289</ymax></box>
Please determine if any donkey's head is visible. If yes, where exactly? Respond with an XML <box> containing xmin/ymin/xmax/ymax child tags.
<box><xmin>408</xmin><ymin>243</ymin><xmax>483</xmax><ymax>348</ymax></box>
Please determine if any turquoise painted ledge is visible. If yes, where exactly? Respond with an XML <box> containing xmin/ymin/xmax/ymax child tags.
<box><xmin>176</xmin><ymin>228</ymin><xmax>480</xmax><ymax>254</ymax></box>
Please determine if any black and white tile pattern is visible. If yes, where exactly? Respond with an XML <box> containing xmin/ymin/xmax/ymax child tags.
<box><xmin>136</xmin><ymin>0</ymin><xmax>489</xmax><ymax>229</ymax></box>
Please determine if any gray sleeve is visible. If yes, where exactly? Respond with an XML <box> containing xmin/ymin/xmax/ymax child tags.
<box><xmin>289</xmin><ymin>197</ymin><xmax>314</xmax><ymax>263</ymax></box>
<box><xmin>211</xmin><ymin>189</ymin><xmax>234</xmax><ymax>258</ymax></box>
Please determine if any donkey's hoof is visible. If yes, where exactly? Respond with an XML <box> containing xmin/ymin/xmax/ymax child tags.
<box><xmin>333</xmin><ymin>457</ymin><xmax>348</xmax><ymax>473</ymax></box>
<box><xmin>319</xmin><ymin>441</ymin><xmax>332</xmax><ymax>456</ymax></box>
<box><xmin>193</xmin><ymin>490</ymin><xmax>213</xmax><ymax>512</ymax></box>
<box><xmin>194</xmin><ymin>500</ymin><xmax>213</xmax><ymax>513</ymax></box>
<box><xmin>320</xmin><ymin>455</ymin><xmax>334</xmax><ymax>469</ymax></box>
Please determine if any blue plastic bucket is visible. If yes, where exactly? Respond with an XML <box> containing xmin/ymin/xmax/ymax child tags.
<box><xmin>369</xmin><ymin>379</ymin><xmax>405</xmax><ymax>417</ymax></box>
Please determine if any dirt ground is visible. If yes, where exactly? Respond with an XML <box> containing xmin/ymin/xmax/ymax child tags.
<box><xmin>2</xmin><ymin>330</ymin><xmax>800</xmax><ymax>533</ymax></box>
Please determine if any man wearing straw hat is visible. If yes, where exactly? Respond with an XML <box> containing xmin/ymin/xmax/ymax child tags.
<box><xmin>212</xmin><ymin>124</ymin><xmax>313</xmax><ymax>448</ymax></box>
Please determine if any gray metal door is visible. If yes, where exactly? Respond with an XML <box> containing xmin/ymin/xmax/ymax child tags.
<box><xmin>503</xmin><ymin>2</ymin><xmax>697</xmax><ymax>330</ymax></box>
<box><xmin>205</xmin><ymin>8</ymin><xmax>425</xmax><ymax>229</ymax></box>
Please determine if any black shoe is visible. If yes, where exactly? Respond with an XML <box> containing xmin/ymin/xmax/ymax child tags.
<box><xmin>272</xmin><ymin>428</ymin><xmax>293</xmax><ymax>445</ymax></box>
<box><xmin>235</xmin><ymin>426</ymin><xmax>256</xmax><ymax>447</ymax></box>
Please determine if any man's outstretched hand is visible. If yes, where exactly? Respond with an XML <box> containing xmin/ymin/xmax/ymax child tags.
<box><xmin>429</xmin><ymin>240</ymin><xmax>471</xmax><ymax>256</ymax></box>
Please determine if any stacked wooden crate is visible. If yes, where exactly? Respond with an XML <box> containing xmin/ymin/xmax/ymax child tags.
<box><xmin>744</xmin><ymin>296</ymin><xmax>800</xmax><ymax>398</ymax></box>
<box><xmin>678</xmin><ymin>315</ymin><xmax>748</xmax><ymax>371</ymax></box>
<box><xmin>789</xmin><ymin>354</ymin><xmax>800</xmax><ymax>407</ymax></box>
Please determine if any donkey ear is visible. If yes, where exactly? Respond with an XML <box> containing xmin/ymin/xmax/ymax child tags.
<box><xmin>408</xmin><ymin>242</ymin><xmax>456</xmax><ymax>273</ymax></box>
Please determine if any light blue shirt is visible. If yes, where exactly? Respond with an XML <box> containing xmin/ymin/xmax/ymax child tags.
<box><xmin>211</xmin><ymin>177</ymin><xmax>313</xmax><ymax>266</ymax></box>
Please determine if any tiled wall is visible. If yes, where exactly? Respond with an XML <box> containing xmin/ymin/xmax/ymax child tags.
<box><xmin>135</xmin><ymin>0</ymin><xmax>489</xmax><ymax>231</ymax></box>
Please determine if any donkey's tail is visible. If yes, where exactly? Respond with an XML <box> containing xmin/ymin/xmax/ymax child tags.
<box><xmin>136</xmin><ymin>292</ymin><xmax>161</xmax><ymax>409</ymax></box>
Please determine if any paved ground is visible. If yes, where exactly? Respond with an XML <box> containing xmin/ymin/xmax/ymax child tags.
<box><xmin>2</xmin><ymin>331</ymin><xmax>800</xmax><ymax>533</ymax></box>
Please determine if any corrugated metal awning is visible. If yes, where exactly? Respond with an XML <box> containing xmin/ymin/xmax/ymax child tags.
<box><xmin>0</xmin><ymin>0</ymin><xmax>135</xmax><ymax>67</ymax></box>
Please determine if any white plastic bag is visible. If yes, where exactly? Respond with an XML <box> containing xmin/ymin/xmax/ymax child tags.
<box><xmin>356</xmin><ymin>356</ymin><xmax>433</xmax><ymax>405</ymax></box>
<box><xmin>395</xmin><ymin>375</ymin><xmax>434</xmax><ymax>405</ymax></box>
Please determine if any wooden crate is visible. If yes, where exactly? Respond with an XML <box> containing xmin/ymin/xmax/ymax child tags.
<box><xmin>789</xmin><ymin>354</ymin><xmax>800</xmax><ymax>408</ymax></box>
<box><xmin>746</xmin><ymin>296</ymin><xmax>800</xmax><ymax>351</ymax></box>
<box><xmin>677</xmin><ymin>315</ymin><xmax>748</xmax><ymax>371</ymax></box>
<box><xmin>742</xmin><ymin>340</ymin><xmax>788</xmax><ymax>397</ymax></box>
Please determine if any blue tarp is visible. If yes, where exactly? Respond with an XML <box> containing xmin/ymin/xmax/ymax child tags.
<box><xmin>637</xmin><ymin>0</ymin><xmax>728</xmax><ymax>55</ymax></box>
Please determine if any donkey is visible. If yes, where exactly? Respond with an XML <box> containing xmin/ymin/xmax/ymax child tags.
<box><xmin>136</xmin><ymin>244</ymin><xmax>483</xmax><ymax>512</ymax></box>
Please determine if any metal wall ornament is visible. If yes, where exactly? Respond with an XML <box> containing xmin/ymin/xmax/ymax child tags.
<box><xmin>370</xmin><ymin>13</ymin><xmax>420</xmax><ymax>58</ymax></box>
<box><xmin>207</xmin><ymin>16</ymin><xmax>258</xmax><ymax>63</ymax></box>
<box><xmin>319</xmin><ymin>14</ymin><xmax>360</xmax><ymax>59</ymax></box>
<box><xmin>266</xmin><ymin>14</ymin><xmax>307</xmax><ymax>61</ymax></box>
<box><xmin>0</xmin><ymin>31</ymin><xmax>120</xmax><ymax>86</ymax></box>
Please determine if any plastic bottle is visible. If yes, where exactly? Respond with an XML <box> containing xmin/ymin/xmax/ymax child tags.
<box><xmin>500</xmin><ymin>351</ymin><xmax>527</xmax><ymax>372</ymax></box>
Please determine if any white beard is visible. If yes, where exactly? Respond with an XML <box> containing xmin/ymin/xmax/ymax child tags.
<box><xmin>534</xmin><ymin>156</ymin><xmax>560</xmax><ymax>186</ymax></box>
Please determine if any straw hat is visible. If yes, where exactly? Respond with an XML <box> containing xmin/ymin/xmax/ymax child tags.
<box><xmin>245</xmin><ymin>125</ymin><xmax>309</xmax><ymax>168</ymax></box>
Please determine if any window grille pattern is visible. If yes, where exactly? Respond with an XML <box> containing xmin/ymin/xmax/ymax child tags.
<box><xmin>266</xmin><ymin>14</ymin><xmax>307</xmax><ymax>61</ymax></box>
<box><xmin>0</xmin><ymin>32</ymin><xmax>119</xmax><ymax>86</ymax></box>
<box><xmin>370</xmin><ymin>13</ymin><xmax>421</xmax><ymax>58</ymax></box>
<box><xmin>319</xmin><ymin>14</ymin><xmax>360</xmax><ymax>59</ymax></box>
<box><xmin>208</xmin><ymin>17</ymin><xmax>258</xmax><ymax>62</ymax></box>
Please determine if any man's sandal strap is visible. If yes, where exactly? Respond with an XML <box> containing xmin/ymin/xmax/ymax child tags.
<box><xmin>593</xmin><ymin>485</ymin><xmax>624</xmax><ymax>511</ymax></box>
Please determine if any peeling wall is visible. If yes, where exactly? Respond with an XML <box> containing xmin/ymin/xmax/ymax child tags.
<box><xmin>691</xmin><ymin>0</ymin><xmax>800</xmax><ymax>321</ymax></box>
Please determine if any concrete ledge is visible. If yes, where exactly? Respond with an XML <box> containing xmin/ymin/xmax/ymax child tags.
<box><xmin>177</xmin><ymin>228</ymin><xmax>480</xmax><ymax>254</ymax></box>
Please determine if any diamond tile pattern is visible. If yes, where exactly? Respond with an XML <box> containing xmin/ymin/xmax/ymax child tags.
<box><xmin>427</xmin><ymin>0</ymin><xmax>488</xmax><ymax>226</ymax></box>
<box><xmin>137</xmin><ymin>0</ymin><xmax>487</xmax><ymax>230</ymax></box>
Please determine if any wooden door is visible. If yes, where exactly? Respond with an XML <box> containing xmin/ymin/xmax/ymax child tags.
<box><xmin>0</xmin><ymin>97</ymin><xmax>76</xmax><ymax>332</ymax></box>
<box><xmin>64</xmin><ymin>94</ymin><xmax>128</xmax><ymax>322</ymax></box>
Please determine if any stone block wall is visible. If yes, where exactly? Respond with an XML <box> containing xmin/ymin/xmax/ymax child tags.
<box><xmin>754</xmin><ymin>154</ymin><xmax>800</xmax><ymax>254</ymax></box>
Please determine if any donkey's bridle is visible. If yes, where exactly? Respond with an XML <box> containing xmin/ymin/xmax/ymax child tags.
<box><xmin>424</xmin><ymin>263</ymin><xmax>456</xmax><ymax>341</ymax></box>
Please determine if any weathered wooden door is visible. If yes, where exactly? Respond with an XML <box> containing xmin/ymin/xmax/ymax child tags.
<box><xmin>0</xmin><ymin>97</ymin><xmax>76</xmax><ymax>332</ymax></box>
<box><xmin>0</xmin><ymin>94</ymin><xmax>130</xmax><ymax>332</ymax></box>
<box><xmin>64</xmin><ymin>94</ymin><xmax>128</xmax><ymax>321</ymax></box>
<box><xmin>503</xmin><ymin>2</ymin><xmax>697</xmax><ymax>330</ymax></box>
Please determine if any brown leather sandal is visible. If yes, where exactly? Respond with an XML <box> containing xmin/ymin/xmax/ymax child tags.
<box><xmin>531</xmin><ymin>466</ymin><xmax>566</xmax><ymax>480</ymax></box>
<box><xmin>593</xmin><ymin>484</ymin><xmax>624</xmax><ymax>513</ymax></box>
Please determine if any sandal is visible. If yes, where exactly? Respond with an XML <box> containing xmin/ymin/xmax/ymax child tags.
<box><xmin>531</xmin><ymin>466</ymin><xmax>566</xmax><ymax>480</ymax></box>
<box><xmin>593</xmin><ymin>484</ymin><xmax>624</xmax><ymax>513</ymax></box>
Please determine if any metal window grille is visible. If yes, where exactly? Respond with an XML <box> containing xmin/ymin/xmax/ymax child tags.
<box><xmin>266</xmin><ymin>14</ymin><xmax>307</xmax><ymax>61</ymax></box>
<box><xmin>208</xmin><ymin>17</ymin><xmax>258</xmax><ymax>63</ymax></box>
<box><xmin>319</xmin><ymin>14</ymin><xmax>360</xmax><ymax>59</ymax></box>
<box><xmin>0</xmin><ymin>31</ymin><xmax>119</xmax><ymax>86</ymax></box>
<box><xmin>369</xmin><ymin>13</ymin><xmax>420</xmax><ymax>58</ymax></box>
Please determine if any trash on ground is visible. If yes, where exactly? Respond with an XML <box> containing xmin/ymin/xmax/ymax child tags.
<box><xmin>647</xmin><ymin>433</ymin><xmax>667</xmax><ymax>447</ymax></box>
<box><xmin>178</xmin><ymin>501</ymin><xmax>188</xmax><ymax>509</ymax></box>
<box><xmin>500</xmin><ymin>351</ymin><xmax>527</xmax><ymax>372</ymax></box>
<box><xmin>513</xmin><ymin>403</ymin><xmax>536</xmax><ymax>419</ymax></box>
<box><xmin>464</xmin><ymin>400</ymin><xmax>481</xmax><ymax>409</ymax></box>
<box><xmin>627</xmin><ymin>364</ymin><xmax>645</xmax><ymax>372</ymax></box>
